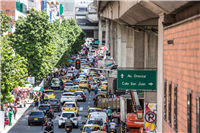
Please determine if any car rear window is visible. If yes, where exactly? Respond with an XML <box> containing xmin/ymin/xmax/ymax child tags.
<box><xmin>64</xmin><ymin>104</ymin><xmax>75</xmax><ymax>107</ymax></box>
<box><xmin>103</xmin><ymin>83</ymin><xmax>108</xmax><ymax>85</ymax></box>
<box><xmin>65</xmin><ymin>81</ymin><xmax>73</xmax><ymax>83</ymax></box>
<box><xmin>88</xmin><ymin>120</ymin><xmax>103</xmax><ymax>126</ymax></box>
<box><xmin>39</xmin><ymin>106</ymin><xmax>50</xmax><ymax>110</ymax></box>
<box><xmin>92</xmin><ymin>83</ymin><xmax>97</xmax><ymax>85</ymax></box>
<box><xmin>83</xmin><ymin>127</ymin><xmax>100</xmax><ymax>132</ymax></box>
<box><xmin>73</xmin><ymin>86</ymin><xmax>78</xmax><ymax>89</ymax></box>
<box><xmin>62</xmin><ymin>113</ymin><xmax>75</xmax><ymax>117</ymax></box>
<box><xmin>30</xmin><ymin>112</ymin><xmax>43</xmax><ymax>116</ymax></box>
<box><xmin>65</xmin><ymin>84</ymin><xmax>73</xmax><ymax>86</ymax></box>
<box><xmin>45</xmin><ymin>91</ymin><xmax>54</xmax><ymax>95</ymax></box>
<box><xmin>52</xmin><ymin>79</ymin><xmax>59</xmax><ymax>83</ymax></box>
<box><xmin>63</xmin><ymin>93</ymin><xmax>74</xmax><ymax>96</ymax></box>
<box><xmin>88</xmin><ymin>109</ymin><xmax>102</xmax><ymax>113</ymax></box>
<box><xmin>75</xmin><ymin>92</ymin><xmax>83</xmax><ymax>95</ymax></box>
<box><xmin>80</xmin><ymin>81</ymin><xmax>87</xmax><ymax>83</ymax></box>
<box><xmin>49</xmin><ymin>100</ymin><xmax>58</xmax><ymax>104</ymax></box>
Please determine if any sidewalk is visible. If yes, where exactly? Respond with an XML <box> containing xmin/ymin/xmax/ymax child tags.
<box><xmin>2</xmin><ymin>99</ymin><xmax>33</xmax><ymax>133</ymax></box>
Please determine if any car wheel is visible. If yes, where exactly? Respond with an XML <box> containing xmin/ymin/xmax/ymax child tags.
<box><xmin>24</xmin><ymin>104</ymin><xmax>26</xmax><ymax>107</ymax></box>
<box><xmin>58</xmin><ymin>125</ymin><xmax>61</xmax><ymax>128</ymax></box>
<box><xmin>20</xmin><ymin>104</ymin><xmax>22</xmax><ymax>108</ymax></box>
<box><xmin>28</xmin><ymin>122</ymin><xmax>30</xmax><ymax>126</ymax></box>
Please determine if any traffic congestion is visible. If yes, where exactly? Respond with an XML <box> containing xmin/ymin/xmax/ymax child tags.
<box><xmin>7</xmin><ymin>45</ymin><xmax>118</xmax><ymax>133</ymax></box>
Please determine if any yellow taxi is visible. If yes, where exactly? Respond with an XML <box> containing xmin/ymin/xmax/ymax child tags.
<box><xmin>80</xmin><ymin>75</ymin><xmax>87</xmax><ymax>80</ymax></box>
<box><xmin>44</xmin><ymin>89</ymin><xmax>55</xmax><ymax>99</ymax></box>
<box><xmin>96</xmin><ymin>94</ymin><xmax>107</xmax><ymax>99</ymax></box>
<box><xmin>70</xmin><ymin>86</ymin><xmax>84</xmax><ymax>92</ymax></box>
<box><xmin>62</xmin><ymin>102</ymin><xmax>78</xmax><ymax>115</ymax></box>
<box><xmin>101</xmin><ymin>81</ymin><xmax>108</xmax><ymax>91</ymax></box>
<box><xmin>79</xmin><ymin>80</ymin><xmax>88</xmax><ymax>89</ymax></box>
<box><xmin>81</xmin><ymin>124</ymin><xmax>101</xmax><ymax>133</ymax></box>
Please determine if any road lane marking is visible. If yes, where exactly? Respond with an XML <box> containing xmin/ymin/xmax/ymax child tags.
<box><xmin>23</xmin><ymin>110</ymin><xmax>31</xmax><ymax>116</ymax></box>
<box><xmin>28</xmin><ymin>126</ymin><xmax>30</xmax><ymax>130</ymax></box>
<box><xmin>79</xmin><ymin>107</ymin><xmax>83</xmax><ymax>111</ymax></box>
<box><xmin>88</xmin><ymin>102</ymin><xmax>90</xmax><ymax>104</ymax></box>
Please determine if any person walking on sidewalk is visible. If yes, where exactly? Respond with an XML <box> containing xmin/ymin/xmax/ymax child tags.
<box><xmin>13</xmin><ymin>103</ymin><xmax>17</xmax><ymax>119</ymax></box>
<box><xmin>8</xmin><ymin>109</ymin><xmax>13</xmax><ymax>126</ymax></box>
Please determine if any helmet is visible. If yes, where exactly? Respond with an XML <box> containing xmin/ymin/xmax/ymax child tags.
<box><xmin>112</xmin><ymin>119</ymin><xmax>114</xmax><ymax>122</ymax></box>
<box><xmin>108</xmin><ymin>107</ymin><xmax>110</xmax><ymax>109</ymax></box>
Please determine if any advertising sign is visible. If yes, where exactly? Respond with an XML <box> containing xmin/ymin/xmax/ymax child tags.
<box><xmin>117</xmin><ymin>70</ymin><xmax>157</xmax><ymax>90</ymax></box>
<box><xmin>28</xmin><ymin>77</ymin><xmax>35</xmax><ymax>85</ymax></box>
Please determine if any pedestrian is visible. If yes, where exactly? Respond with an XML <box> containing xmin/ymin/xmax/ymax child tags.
<box><xmin>93</xmin><ymin>96</ymin><xmax>98</xmax><ymax>107</ymax></box>
<box><xmin>34</xmin><ymin>96</ymin><xmax>38</xmax><ymax>107</ymax></box>
<box><xmin>13</xmin><ymin>103</ymin><xmax>17</xmax><ymax>119</ymax></box>
<box><xmin>8</xmin><ymin>109</ymin><xmax>13</xmax><ymax>126</ymax></box>
<box><xmin>38</xmin><ymin>95</ymin><xmax>41</xmax><ymax>107</ymax></box>
<box><xmin>107</xmin><ymin>107</ymin><xmax>112</xmax><ymax>122</ymax></box>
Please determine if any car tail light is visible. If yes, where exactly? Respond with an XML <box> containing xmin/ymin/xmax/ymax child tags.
<box><xmin>103</xmin><ymin>126</ymin><xmax>106</xmax><ymax>131</ymax></box>
<box><xmin>72</xmin><ymin>97</ymin><xmax>75</xmax><ymax>98</ymax></box>
<box><xmin>28</xmin><ymin>118</ymin><xmax>32</xmax><ymax>120</ymax></box>
<box><xmin>40</xmin><ymin>118</ymin><xmax>44</xmax><ymax>120</ymax></box>
<box><xmin>49</xmin><ymin>109</ymin><xmax>52</xmax><ymax>112</ymax></box>
<box><xmin>63</xmin><ymin>108</ymin><xmax>65</xmax><ymax>110</ymax></box>
<box><xmin>59</xmin><ymin>118</ymin><xmax>63</xmax><ymax>120</ymax></box>
<box><xmin>57</xmin><ymin>103</ymin><xmax>60</xmax><ymax>105</ymax></box>
<box><xmin>53</xmin><ymin>93</ymin><xmax>55</xmax><ymax>96</ymax></box>
<box><xmin>75</xmin><ymin>107</ymin><xmax>77</xmax><ymax>110</ymax></box>
<box><xmin>62</xmin><ymin>97</ymin><xmax>64</xmax><ymax>98</ymax></box>
<box><xmin>74</xmin><ymin>118</ymin><xmax>77</xmax><ymax>120</ymax></box>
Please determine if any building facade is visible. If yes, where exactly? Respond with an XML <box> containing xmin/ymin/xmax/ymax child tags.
<box><xmin>163</xmin><ymin>2</ymin><xmax>200</xmax><ymax>133</ymax></box>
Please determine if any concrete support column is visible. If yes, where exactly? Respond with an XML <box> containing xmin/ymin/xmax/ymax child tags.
<box><xmin>105</xmin><ymin>19</ymin><xmax>109</xmax><ymax>49</ymax></box>
<box><xmin>121</xmin><ymin>25</ymin><xmax>127</xmax><ymax>67</ymax></box>
<box><xmin>126</xmin><ymin>27</ymin><xmax>134</xmax><ymax>67</ymax></box>
<box><xmin>98</xmin><ymin>19</ymin><xmax>102</xmax><ymax>46</ymax></box>
<box><xmin>93</xmin><ymin>30</ymin><xmax>98</xmax><ymax>40</ymax></box>
<box><xmin>117</xmin><ymin>24</ymin><xmax>122</xmax><ymax>67</ymax></box>
<box><xmin>157</xmin><ymin>13</ymin><xmax>164</xmax><ymax>132</ymax></box>
<box><xmin>144</xmin><ymin>30</ymin><xmax>148</xmax><ymax>68</ymax></box>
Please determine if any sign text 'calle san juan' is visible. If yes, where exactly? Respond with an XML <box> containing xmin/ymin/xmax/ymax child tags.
<box><xmin>117</xmin><ymin>70</ymin><xmax>157</xmax><ymax>90</ymax></box>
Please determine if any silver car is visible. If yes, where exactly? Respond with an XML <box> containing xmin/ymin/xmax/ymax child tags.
<box><xmin>64</xmin><ymin>83</ymin><xmax>73</xmax><ymax>92</ymax></box>
<box><xmin>60</xmin><ymin>92</ymin><xmax>77</xmax><ymax>104</ymax></box>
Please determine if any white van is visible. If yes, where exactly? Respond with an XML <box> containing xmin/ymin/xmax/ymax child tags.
<box><xmin>88</xmin><ymin>112</ymin><xmax>108</xmax><ymax>124</ymax></box>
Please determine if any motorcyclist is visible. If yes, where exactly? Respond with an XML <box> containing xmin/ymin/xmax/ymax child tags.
<box><xmin>65</xmin><ymin>116</ymin><xmax>73</xmax><ymax>132</ymax></box>
<box><xmin>109</xmin><ymin>119</ymin><xmax>116</xmax><ymax>133</ymax></box>
<box><xmin>43</xmin><ymin>119</ymin><xmax>53</xmax><ymax>131</ymax></box>
<box><xmin>94</xmin><ymin>85</ymin><xmax>98</xmax><ymax>95</ymax></box>
<box><xmin>88</xmin><ymin>83</ymin><xmax>91</xmax><ymax>94</ymax></box>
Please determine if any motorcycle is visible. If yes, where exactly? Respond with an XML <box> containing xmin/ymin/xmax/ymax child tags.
<box><xmin>110</xmin><ymin>129</ymin><xmax>115</xmax><ymax>133</ymax></box>
<box><xmin>44</xmin><ymin>130</ymin><xmax>53</xmax><ymax>133</ymax></box>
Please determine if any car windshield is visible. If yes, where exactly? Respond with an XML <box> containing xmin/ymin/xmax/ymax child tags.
<box><xmin>88</xmin><ymin>120</ymin><xmax>103</xmax><ymax>125</ymax></box>
<box><xmin>30</xmin><ymin>112</ymin><xmax>43</xmax><ymax>116</ymax></box>
<box><xmin>63</xmin><ymin>93</ymin><xmax>74</xmax><ymax>96</ymax></box>
<box><xmin>83</xmin><ymin>127</ymin><xmax>100</xmax><ymax>132</ymax></box>
<box><xmin>80</xmin><ymin>81</ymin><xmax>87</xmax><ymax>83</ymax></box>
<box><xmin>88</xmin><ymin>109</ymin><xmax>102</xmax><ymax>113</ymax></box>
<box><xmin>92</xmin><ymin>83</ymin><xmax>97</xmax><ymax>85</ymax></box>
<box><xmin>48</xmin><ymin>100</ymin><xmax>58</xmax><ymax>104</ymax></box>
<box><xmin>52</xmin><ymin>79</ymin><xmax>59</xmax><ymax>83</ymax></box>
<box><xmin>65</xmin><ymin>84</ymin><xmax>73</xmax><ymax>86</ymax></box>
<box><xmin>103</xmin><ymin>83</ymin><xmax>108</xmax><ymax>85</ymax></box>
<box><xmin>39</xmin><ymin>106</ymin><xmax>50</xmax><ymax>110</ymax></box>
<box><xmin>45</xmin><ymin>91</ymin><xmax>54</xmax><ymax>95</ymax></box>
<box><xmin>73</xmin><ymin>86</ymin><xmax>78</xmax><ymax>89</ymax></box>
<box><xmin>62</xmin><ymin>113</ymin><xmax>75</xmax><ymax>117</ymax></box>
<box><xmin>79</xmin><ymin>73</ymin><xmax>85</xmax><ymax>75</ymax></box>
<box><xmin>64</xmin><ymin>104</ymin><xmax>75</xmax><ymax>107</ymax></box>
<box><xmin>75</xmin><ymin>92</ymin><xmax>83</xmax><ymax>95</ymax></box>
<box><xmin>66</xmin><ymin>81</ymin><xmax>73</xmax><ymax>83</ymax></box>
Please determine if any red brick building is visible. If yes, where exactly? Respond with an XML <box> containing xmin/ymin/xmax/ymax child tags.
<box><xmin>163</xmin><ymin>2</ymin><xmax>200</xmax><ymax>133</ymax></box>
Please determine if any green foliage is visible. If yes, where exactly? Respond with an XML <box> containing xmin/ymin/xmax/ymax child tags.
<box><xmin>1</xmin><ymin>37</ymin><xmax>28</xmax><ymax>103</ymax></box>
<box><xmin>0</xmin><ymin>11</ymin><xmax>12</xmax><ymax>35</ymax></box>
<box><xmin>9</xmin><ymin>8</ymin><xmax>86</xmax><ymax>80</ymax></box>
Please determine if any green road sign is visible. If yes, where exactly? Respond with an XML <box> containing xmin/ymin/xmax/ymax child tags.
<box><xmin>117</xmin><ymin>70</ymin><xmax>157</xmax><ymax>90</ymax></box>
<box><xmin>95</xmin><ymin>41</ymin><xmax>100</xmax><ymax>44</ymax></box>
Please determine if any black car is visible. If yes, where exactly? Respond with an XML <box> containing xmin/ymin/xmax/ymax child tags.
<box><xmin>28</xmin><ymin>111</ymin><xmax>46</xmax><ymax>125</ymax></box>
<box><xmin>38</xmin><ymin>104</ymin><xmax>54</xmax><ymax>119</ymax></box>
<box><xmin>47</xmin><ymin>99</ymin><xmax>61</xmax><ymax>112</ymax></box>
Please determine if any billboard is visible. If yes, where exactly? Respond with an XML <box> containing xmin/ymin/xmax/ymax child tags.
<box><xmin>47</xmin><ymin>3</ymin><xmax>60</xmax><ymax>21</ymax></box>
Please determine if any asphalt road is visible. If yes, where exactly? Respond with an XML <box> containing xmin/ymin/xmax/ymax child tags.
<box><xmin>8</xmin><ymin>89</ymin><xmax>103</xmax><ymax>133</ymax></box>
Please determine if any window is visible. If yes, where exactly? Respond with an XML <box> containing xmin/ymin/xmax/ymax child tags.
<box><xmin>197</xmin><ymin>97</ymin><xmax>200</xmax><ymax>133</ymax></box>
<box><xmin>168</xmin><ymin>82</ymin><xmax>172</xmax><ymax>125</ymax></box>
<box><xmin>174</xmin><ymin>84</ymin><xmax>177</xmax><ymax>130</ymax></box>
<box><xmin>187</xmin><ymin>93</ymin><xmax>191</xmax><ymax>133</ymax></box>
<box><xmin>164</xmin><ymin>79</ymin><xmax>167</xmax><ymax>120</ymax></box>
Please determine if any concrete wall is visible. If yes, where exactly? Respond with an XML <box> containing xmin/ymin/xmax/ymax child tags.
<box><xmin>134</xmin><ymin>31</ymin><xmax>145</xmax><ymax>68</ymax></box>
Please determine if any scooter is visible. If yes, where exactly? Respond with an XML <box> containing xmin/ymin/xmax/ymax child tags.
<box><xmin>110</xmin><ymin>128</ymin><xmax>116</xmax><ymax>133</ymax></box>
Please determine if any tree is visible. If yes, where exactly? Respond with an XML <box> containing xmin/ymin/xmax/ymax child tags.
<box><xmin>1</xmin><ymin>37</ymin><xmax>28</xmax><ymax>103</ymax></box>
<box><xmin>0</xmin><ymin>11</ymin><xmax>12</xmax><ymax>35</ymax></box>
<box><xmin>9</xmin><ymin>8</ymin><xmax>55</xmax><ymax>80</ymax></box>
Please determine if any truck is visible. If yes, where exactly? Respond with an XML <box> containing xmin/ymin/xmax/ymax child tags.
<box><xmin>120</xmin><ymin>93</ymin><xmax>144</xmax><ymax>133</ymax></box>
<box><xmin>97</xmin><ymin>97</ymin><xmax>120</xmax><ymax>111</ymax></box>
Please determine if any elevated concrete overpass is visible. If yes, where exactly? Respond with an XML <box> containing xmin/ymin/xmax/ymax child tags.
<box><xmin>97</xmin><ymin>1</ymin><xmax>199</xmax><ymax>132</ymax></box>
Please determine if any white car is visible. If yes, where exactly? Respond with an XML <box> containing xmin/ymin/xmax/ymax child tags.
<box><xmin>58</xmin><ymin>111</ymin><xmax>78</xmax><ymax>128</ymax></box>
<box><xmin>51</xmin><ymin>78</ymin><xmax>60</xmax><ymax>89</ymax></box>
<box><xmin>88</xmin><ymin>112</ymin><xmax>108</xmax><ymax>124</ymax></box>
<box><xmin>85</xmin><ymin>118</ymin><xmax>105</xmax><ymax>130</ymax></box>
<box><xmin>64</xmin><ymin>83</ymin><xmax>73</xmax><ymax>92</ymax></box>
<box><xmin>75</xmin><ymin>91</ymin><xmax>86</xmax><ymax>101</ymax></box>
<box><xmin>60</xmin><ymin>92</ymin><xmax>77</xmax><ymax>104</ymax></box>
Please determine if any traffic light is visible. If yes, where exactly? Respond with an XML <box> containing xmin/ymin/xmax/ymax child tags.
<box><xmin>75</xmin><ymin>59</ymin><xmax>81</xmax><ymax>70</ymax></box>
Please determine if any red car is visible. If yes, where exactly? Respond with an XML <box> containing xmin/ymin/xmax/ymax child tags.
<box><xmin>4</xmin><ymin>117</ymin><xmax>9</xmax><ymax>127</ymax></box>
